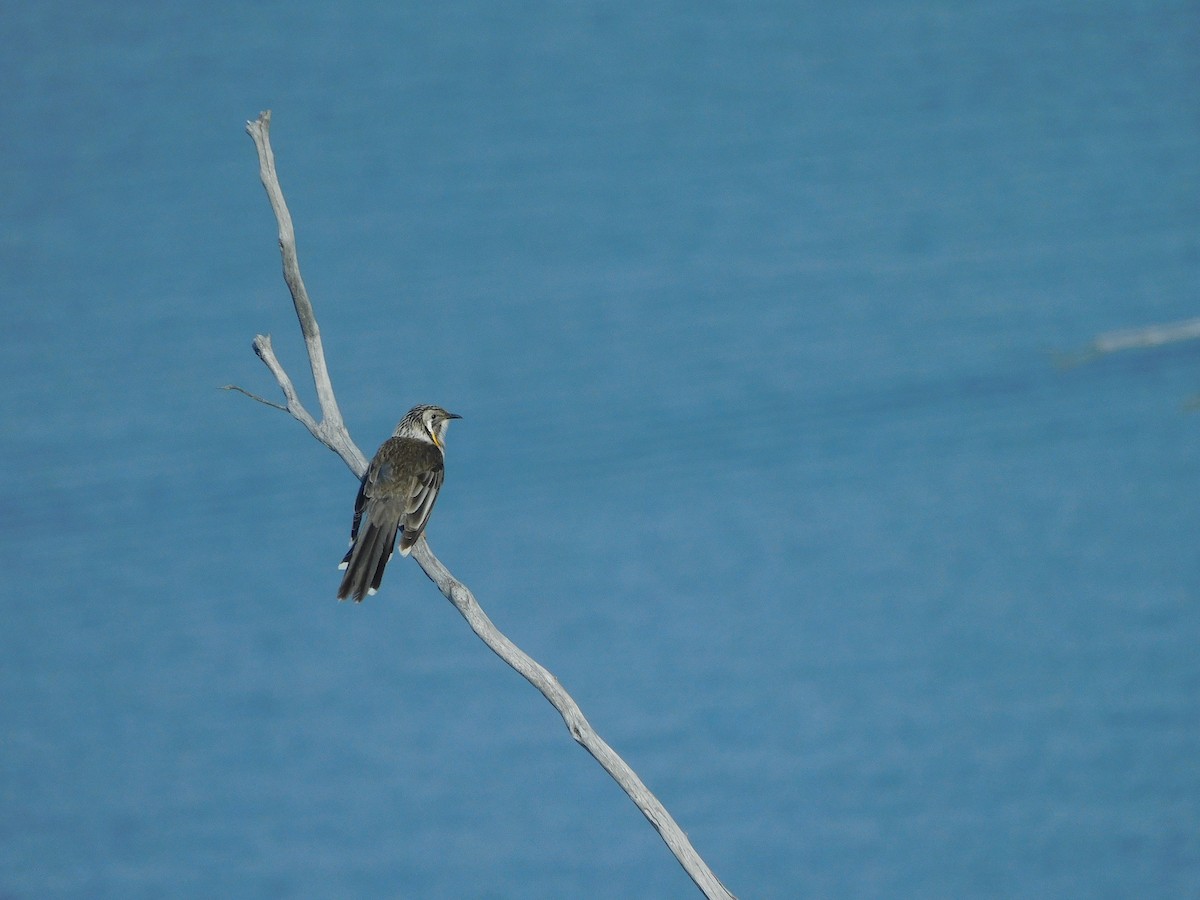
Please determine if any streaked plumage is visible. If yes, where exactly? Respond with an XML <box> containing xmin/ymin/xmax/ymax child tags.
<box><xmin>337</xmin><ymin>405</ymin><xmax>460</xmax><ymax>602</ymax></box>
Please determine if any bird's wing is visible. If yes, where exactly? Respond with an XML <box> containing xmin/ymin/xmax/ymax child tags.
<box><xmin>394</xmin><ymin>441</ymin><xmax>446</xmax><ymax>552</ymax></box>
<box><xmin>402</xmin><ymin>463</ymin><xmax>445</xmax><ymax>539</ymax></box>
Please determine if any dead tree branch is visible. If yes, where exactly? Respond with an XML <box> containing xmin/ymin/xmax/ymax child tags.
<box><xmin>230</xmin><ymin>110</ymin><xmax>735</xmax><ymax>900</ymax></box>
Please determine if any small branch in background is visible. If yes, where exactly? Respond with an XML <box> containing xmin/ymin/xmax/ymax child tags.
<box><xmin>1057</xmin><ymin>317</ymin><xmax>1200</xmax><ymax>368</ymax></box>
<box><xmin>229</xmin><ymin>110</ymin><xmax>736</xmax><ymax>900</ymax></box>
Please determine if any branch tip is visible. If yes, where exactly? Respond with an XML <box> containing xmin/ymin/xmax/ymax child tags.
<box><xmin>246</xmin><ymin>109</ymin><xmax>271</xmax><ymax>135</ymax></box>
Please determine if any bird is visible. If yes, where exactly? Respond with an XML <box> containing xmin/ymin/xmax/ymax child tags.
<box><xmin>337</xmin><ymin>404</ymin><xmax>461</xmax><ymax>602</ymax></box>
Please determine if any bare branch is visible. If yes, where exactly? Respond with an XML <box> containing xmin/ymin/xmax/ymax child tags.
<box><xmin>235</xmin><ymin>109</ymin><xmax>735</xmax><ymax>899</ymax></box>
<box><xmin>411</xmin><ymin>539</ymin><xmax>737</xmax><ymax>899</ymax></box>
<box><xmin>239</xmin><ymin>111</ymin><xmax>367</xmax><ymax>477</ymax></box>
<box><xmin>245</xmin><ymin>111</ymin><xmax>347</xmax><ymax>435</ymax></box>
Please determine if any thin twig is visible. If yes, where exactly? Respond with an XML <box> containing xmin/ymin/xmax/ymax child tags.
<box><xmin>219</xmin><ymin>383</ymin><xmax>289</xmax><ymax>413</ymax></box>
<box><xmin>234</xmin><ymin>109</ymin><xmax>735</xmax><ymax>900</ymax></box>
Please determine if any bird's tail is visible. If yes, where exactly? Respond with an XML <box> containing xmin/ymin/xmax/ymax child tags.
<box><xmin>336</xmin><ymin>521</ymin><xmax>398</xmax><ymax>602</ymax></box>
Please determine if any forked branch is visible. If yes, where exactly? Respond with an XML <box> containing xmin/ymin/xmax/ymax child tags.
<box><xmin>231</xmin><ymin>110</ymin><xmax>735</xmax><ymax>900</ymax></box>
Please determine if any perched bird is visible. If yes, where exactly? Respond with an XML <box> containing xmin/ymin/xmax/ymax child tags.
<box><xmin>337</xmin><ymin>404</ymin><xmax>461</xmax><ymax>602</ymax></box>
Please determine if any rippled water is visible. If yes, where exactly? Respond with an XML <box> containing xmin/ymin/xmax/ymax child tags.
<box><xmin>2</xmin><ymin>2</ymin><xmax>1198</xmax><ymax>897</ymax></box>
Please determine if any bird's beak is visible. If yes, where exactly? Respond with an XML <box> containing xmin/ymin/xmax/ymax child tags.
<box><xmin>447</xmin><ymin>413</ymin><xmax>463</xmax><ymax>420</ymax></box>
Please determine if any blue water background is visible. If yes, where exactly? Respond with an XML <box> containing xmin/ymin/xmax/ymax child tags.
<box><xmin>2</xmin><ymin>2</ymin><xmax>1198</xmax><ymax>897</ymax></box>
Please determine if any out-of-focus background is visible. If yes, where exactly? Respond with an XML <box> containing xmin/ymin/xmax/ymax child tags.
<box><xmin>2</xmin><ymin>3</ymin><xmax>1197</xmax><ymax>897</ymax></box>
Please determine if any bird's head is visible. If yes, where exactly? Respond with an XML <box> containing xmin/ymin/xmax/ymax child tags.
<box><xmin>397</xmin><ymin>404</ymin><xmax>461</xmax><ymax>449</ymax></box>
